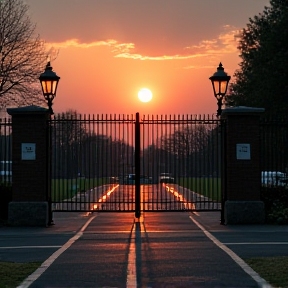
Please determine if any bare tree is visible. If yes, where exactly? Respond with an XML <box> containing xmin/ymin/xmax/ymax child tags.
<box><xmin>52</xmin><ymin>110</ymin><xmax>88</xmax><ymax>178</ymax></box>
<box><xmin>55</xmin><ymin>110</ymin><xmax>87</xmax><ymax>146</ymax></box>
<box><xmin>161</xmin><ymin>123</ymin><xmax>218</xmax><ymax>176</ymax></box>
<box><xmin>162</xmin><ymin>124</ymin><xmax>210</xmax><ymax>157</ymax></box>
<box><xmin>0</xmin><ymin>0</ymin><xmax>50</xmax><ymax>108</ymax></box>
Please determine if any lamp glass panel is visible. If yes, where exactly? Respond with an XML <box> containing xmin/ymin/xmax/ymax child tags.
<box><xmin>41</xmin><ymin>80</ymin><xmax>58</xmax><ymax>94</ymax></box>
<box><xmin>52</xmin><ymin>81</ymin><xmax>57</xmax><ymax>94</ymax></box>
<box><xmin>213</xmin><ymin>80</ymin><xmax>228</xmax><ymax>95</ymax></box>
<box><xmin>220</xmin><ymin>81</ymin><xmax>228</xmax><ymax>94</ymax></box>
<box><xmin>42</xmin><ymin>80</ymin><xmax>52</xmax><ymax>94</ymax></box>
<box><xmin>213</xmin><ymin>80</ymin><xmax>220</xmax><ymax>95</ymax></box>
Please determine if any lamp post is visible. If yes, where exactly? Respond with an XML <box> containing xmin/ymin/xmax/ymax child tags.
<box><xmin>39</xmin><ymin>61</ymin><xmax>60</xmax><ymax>226</ymax></box>
<box><xmin>209</xmin><ymin>63</ymin><xmax>230</xmax><ymax>117</ymax></box>
<box><xmin>39</xmin><ymin>61</ymin><xmax>60</xmax><ymax>115</ymax></box>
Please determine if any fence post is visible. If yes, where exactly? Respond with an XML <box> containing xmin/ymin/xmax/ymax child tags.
<box><xmin>221</xmin><ymin>106</ymin><xmax>265</xmax><ymax>224</ymax></box>
<box><xmin>220</xmin><ymin>118</ymin><xmax>226</xmax><ymax>225</ymax></box>
<box><xmin>135</xmin><ymin>112</ymin><xmax>141</xmax><ymax>218</ymax></box>
<box><xmin>7</xmin><ymin>106</ymin><xmax>51</xmax><ymax>226</ymax></box>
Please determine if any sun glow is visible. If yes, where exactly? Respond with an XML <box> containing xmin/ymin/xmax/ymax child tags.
<box><xmin>138</xmin><ymin>88</ymin><xmax>153</xmax><ymax>103</ymax></box>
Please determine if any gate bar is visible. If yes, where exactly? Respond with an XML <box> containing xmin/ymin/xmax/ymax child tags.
<box><xmin>135</xmin><ymin>112</ymin><xmax>141</xmax><ymax>218</ymax></box>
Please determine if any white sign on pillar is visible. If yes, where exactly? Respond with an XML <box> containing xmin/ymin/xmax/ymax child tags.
<box><xmin>236</xmin><ymin>143</ymin><xmax>251</xmax><ymax>160</ymax></box>
<box><xmin>21</xmin><ymin>143</ymin><xmax>36</xmax><ymax>160</ymax></box>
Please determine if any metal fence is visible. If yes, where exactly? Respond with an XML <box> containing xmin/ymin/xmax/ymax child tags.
<box><xmin>3</xmin><ymin>112</ymin><xmax>288</xmax><ymax>215</ymax></box>
<box><xmin>260</xmin><ymin>116</ymin><xmax>288</xmax><ymax>187</ymax></box>
<box><xmin>50</xmin><ymin>113</ymin><xmax>136</xmax><ymax>212</ymax></box>
<box><xmin>50</xmin><ymin>113</ymin><xmax>223</xmax><ymax>213</ymax></box>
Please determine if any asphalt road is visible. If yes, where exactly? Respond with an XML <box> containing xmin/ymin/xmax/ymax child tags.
<box><xmin>53</xmin><ymin>183</ymin><xmax>220</xmax><ymax>212</ymax></box>
<box><xmin>0</xmin><ymin>184</ymin><xmax>287</xmax><ymax>287</ymax></box>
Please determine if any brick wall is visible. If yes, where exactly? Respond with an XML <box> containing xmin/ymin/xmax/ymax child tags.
<box><xmin>222</xmin><ymin>107</ymin><xmax>264</xmax><ymax>201</ymax></box>
<box><xmin>8</xmin><ymin>107</ymin><xmax>50</xmax><ymax>201</ymax></box>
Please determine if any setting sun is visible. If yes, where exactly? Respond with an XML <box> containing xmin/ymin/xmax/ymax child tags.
<box><xmin>138</xmin><ymin>88</ymin><xmax>153</xmax><ymax>103</ymax></box>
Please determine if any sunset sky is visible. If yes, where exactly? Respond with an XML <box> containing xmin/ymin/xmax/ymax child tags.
<box><xmin>26</xmin><ymin>0</ymin><xmax>269</xmax><ymax>116</ymax></box>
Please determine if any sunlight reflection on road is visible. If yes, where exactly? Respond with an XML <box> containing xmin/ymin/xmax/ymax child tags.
<box><xmin>165</xmin><ymin>183</ymin><xmax>195</xmax><ymax>210</ymax></box>
<box><xmin>93</xmin><ymin>184</ymin><xmax>119</xmax><ymax>210</ymax></box>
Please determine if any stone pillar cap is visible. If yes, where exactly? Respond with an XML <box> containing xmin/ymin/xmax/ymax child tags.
<box><xmin>222</xmin><ymin>106</ymin><xmax>265</xmax><ymax>116</ymax></box>
<box><xmin>7</xmin><ymin>105</ymin><xmax>49</xmax><ymax>115</ymax></box>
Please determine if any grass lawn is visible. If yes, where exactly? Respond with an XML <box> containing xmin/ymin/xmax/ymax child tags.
<box><xmin>245</xmin><ymin>256</ymin><xmax>288</xmax><ymax>288</ymax></box>
<box><xmin>51</xmin><ymin>177</ymin><xmax>112</xmax><ymax>201</ymax></box>
<box><xmin>0</xmin><ymin>261</ymin><xmax>41</xmax><ymax>288</ymax></box>
<box><xmin>51</xmin><ymin>177</ymin><xmax>221</xmax><ymax>202</ymax></box>
<box><xmin>177</xmin><ymin>177</ymin><xmax>221</xmax><ymax>201</ymax></box>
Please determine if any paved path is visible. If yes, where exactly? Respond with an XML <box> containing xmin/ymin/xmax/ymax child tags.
<box><xmin>0</xmin><ymin>211</ymin><xmax>287</xmax><ymax>287</ymax></box>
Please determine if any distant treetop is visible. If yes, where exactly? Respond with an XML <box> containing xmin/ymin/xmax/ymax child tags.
<box><xmin>225</xmin><ymin>0</ymin><xmax>288</xmax><ymax>117</ymax></box>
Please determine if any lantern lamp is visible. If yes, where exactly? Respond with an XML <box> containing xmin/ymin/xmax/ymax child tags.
<box><xmin>39</xmin><ymin>62</ymin><xmax>60</xmax><ymax>115</ymax></box>
<box><xmin>209</xmin><ymin>63</ymin><xmax>231</xmax><ymax>116</ymax></box>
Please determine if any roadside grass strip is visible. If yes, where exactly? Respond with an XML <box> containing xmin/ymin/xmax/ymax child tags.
<box><xmin>245</xmin><ymin>256</ymin><xmax>288</xmax><ymax>288</ymax></box>
<box><xmin>0</xmin><ymin>262</ymin><xmax>41</xmax><ymax>288</ymax></box>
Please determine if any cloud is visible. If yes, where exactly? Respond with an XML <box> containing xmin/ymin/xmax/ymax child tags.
<box><xmin>185</xmin><ymin>25</ymin><xmax>239</xmax><ymax>55</ymax></box>
<box><xmin>183</xmin><ymin>65</ymin><xmax>217</xmax><ymax>70</ymax></box>
<box><xmin>114</xmin><ymin>53</ymin><xmax>210</xmax><ymax>61</ymax></box>
<box><xmin>46</xmin><ymin>25</ymin><xmax>239</xmax><ymax>64</ymax></box>
<box><xmin>46</xmin><ymin>39</ymin><xmax>119</xmax><ymax>49</ymax></box>
<box><xmin>46</xmin><ymin>38</ymin><xmax>210</xmax><ymax>60</ymax></box>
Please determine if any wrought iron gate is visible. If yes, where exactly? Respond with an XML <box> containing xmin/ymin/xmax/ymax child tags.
<box><xmin>50</xmin><ymin>113</ymin><xmax>223</xmax><ymax>217</ymax></box>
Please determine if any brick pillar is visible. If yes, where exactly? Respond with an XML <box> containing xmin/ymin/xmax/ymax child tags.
<box><xmin>7</xmin><ymin>105</ymin><xmax>51</xmax><ymax>226</ymax></box>
<box><xmin>221</xmin><ymin>106</ymin><xmax>265</xmax><ymax>224</ymax></box>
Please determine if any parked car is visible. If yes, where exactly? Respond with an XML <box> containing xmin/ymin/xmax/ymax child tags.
<box><xmin>0</xmin><ymin>161</ymin><xmax>12</xmax><ymax>182</ymax></box>
<box><xmin>110</xmin><ymin>176</ymin><xmax>119</xmax><ymax>183</ymax></box>
<box><xmin>121</xmin><ymin>174</ymin><xmax>151</xmax><ymax>185</ymax></box>
<box><xmin>159</xmin><ymin>173</ymin><xmax>174</xmax><ymax>184</ymax></box>
<box><xmin>261</xmin><ymin>171</ymin><xmax>287</xmax><ymax>187</ymax></box>
<box><xmin>122</xmin><ymin>174</ymin><xmax>135</xmax><ymax>185</ymax></box>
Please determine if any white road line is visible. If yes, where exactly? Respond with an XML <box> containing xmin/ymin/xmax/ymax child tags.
<box><xmin>17</xmin><ymin>215</ymin><xmax>97</xmax><ymax>288</ymax></box>
<box><xmin>0</xmin><ymin>246</ymin><xmax>61</xmax><ymax>249</ymax></box>
<box><xmin>224</xmin><ymin>242</ymin><xmax>288</xmax><ymax>245</ymax></box>
<box><xmin>126</xmin><ymin>218</ymin><xmax>138</xmax><ymax>288</ymax></box>
<box><xmin>189</xmin><ymin>215</ymin><xmax>273</xmax><ymax>288</ymax></box>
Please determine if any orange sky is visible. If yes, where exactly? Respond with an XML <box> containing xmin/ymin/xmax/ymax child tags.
<box><xmin>26</xmin><ymin>0</ymin><xmax>269</xmax><ymax>116</ymax></box>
